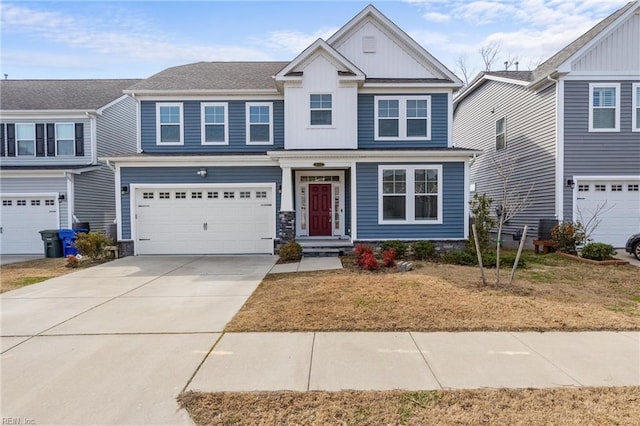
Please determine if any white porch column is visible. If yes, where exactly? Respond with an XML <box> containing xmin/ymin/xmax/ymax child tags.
<box><xmin>280</xmin><ymin>166</ymin><xmax>294</xmax><ymax>211</ymax></box>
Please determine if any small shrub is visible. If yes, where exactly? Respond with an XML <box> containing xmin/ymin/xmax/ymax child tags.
<box><xmin>354</xmin><ymin>244</ymin><xmax>375</xmax><ymax>268</ymax></box>
<box><xmin>581</xmin><ymin>242</ymin><xmax>616</xmax><ymax>261</ymax></box>
<box><xmin>65</xmin><ymin>255</ymin><xmax>79</xmax><ymax>268</ymax></box>
<box><xmin>382</xmin><ymin>248</ymin><xmax>397</xmax><ymax>268</ymax></box>
<box><xmin>360</xmin><ymin>252</ymin><xmax>380</xmax><ymax>271</ymax></box>
<box><xmin>380</xmin><ymin>240</ymin><xmax>407</xmax><ymax>258</ymax></box>
<box><xmin>551</xmin><ymin>222</ymin><xmax>585</xmax><ymax>255</ymax></box>
<box><xmin>74</xmin><ymin>231</ymin><xmax>113</xmax><ymax>260</ymax></box>
<box><xmin>468</xmin><ymin>193</ymin><xmax>496</xmax><ymax>254</ymax></box>
<box><xmin>412</xmin><ymin>241</ymin><xmax>436</xmax><ymax>260</ymax></box>
<box><xmin>279</xmin><ymin>241</ymin><xmax>302</xmax><ymax>261</ymax></box>
<box><xmin>441</xmin><ymin>250</ymin><xmax>477</xmax><ymax>266</ymax></box>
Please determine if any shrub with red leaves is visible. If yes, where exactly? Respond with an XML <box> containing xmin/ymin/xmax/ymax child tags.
<box><xmin>354</xmin><ymin>244</ymin><xmax>375</xmax><ymax>268</ymax></box>
<box><xmin>360</xmin><ymin>252</ymin><xmax>380</xmax><ymax>271</ymax></box>
<box><xmin>382</xmin><ymin>248</ymin><xmax>397</xmax><ymax>268</ymax></box>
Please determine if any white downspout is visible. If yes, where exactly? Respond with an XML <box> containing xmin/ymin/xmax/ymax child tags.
<box><xmin>547</xmin><ymin>74</ymin><xmax>564</xmax><ymax>222</ymax></box>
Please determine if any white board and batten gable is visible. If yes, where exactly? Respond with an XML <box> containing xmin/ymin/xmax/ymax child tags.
<box><xmin>275</xmin><ymin>4</ymin><xmax>462</xmax><ymax>150</ymax></box>
<box><xmin>276</xmin><ymin>39</ymin><xmax>365</xmax><ymax>150</ymax></box>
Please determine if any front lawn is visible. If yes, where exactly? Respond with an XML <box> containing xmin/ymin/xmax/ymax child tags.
<box><xmin>226</xmin><ymin>252</ymin><xmax>640</xmax><ymax>332</ymax></box>
<box><xmin>179</xmin><ymin>387</ymin><xmax>640</xmax><ymax>425</ymax></box>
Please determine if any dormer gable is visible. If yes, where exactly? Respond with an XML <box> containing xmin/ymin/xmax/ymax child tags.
<box><xmin>274</xmin><ymin>38</ymin><xmax>365</xmax><ymax>91</ymax></box>
<box><xmin>326</xmin><ymin>4</ymin><xmax>461</xmax><ymax>86</ymax></box>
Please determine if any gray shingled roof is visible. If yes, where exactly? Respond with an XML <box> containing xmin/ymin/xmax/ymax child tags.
<box><xmin>125</xmin><ymin>62</ymin><xmax>289</xmax><ymax>92</ymax></box>
<box><xmin>484</xmin><ymin>71</ymin><xmax>533</xmax><ymax>82</ymax></box>
<box><xmin>0</xmin><ymin>79</ymin><xmax>141</xmax><ymax>110</ymax></box>
<box><xmin>531</xmin><ymin>1</ymin><xmax>637</xmax><ymax>83</ymax></box>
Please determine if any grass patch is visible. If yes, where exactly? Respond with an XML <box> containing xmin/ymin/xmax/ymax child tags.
<box><xmin>179</xmin><ymin>387</ymin><xmax>640</xmax><ymax>426</ymax></box>
<box><xmin>227</xmin><ymin>252</ymin><xmax>640</xmax><ymax>332</ymax></box>
<box><xmin>12</xmin><ymin>276</ymin><xmax>51</xmax><ymax>287</ymax></box>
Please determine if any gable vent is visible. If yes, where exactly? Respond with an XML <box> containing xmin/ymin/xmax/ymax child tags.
<box><xmin>362</xmin><ymin>36</ymin><xmax>376</xmax><ymax>53</ymax></box>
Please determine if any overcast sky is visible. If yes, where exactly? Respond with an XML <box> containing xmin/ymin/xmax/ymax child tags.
<box><xmin>0</xmin><ymin>0</ymin><xmax>629</xmax><ymax>81</ymax></box>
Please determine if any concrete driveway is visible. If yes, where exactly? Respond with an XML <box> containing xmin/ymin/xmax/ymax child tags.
<box><xmin>0</xmin><ymin>255</ymin><xmax>276</xmax><ymax>425</ymax></box>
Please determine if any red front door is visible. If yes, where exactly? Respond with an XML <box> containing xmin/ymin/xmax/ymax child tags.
<box><xmin>309</xmin><ymin>184</ymin><xmax>332</xmax><ymax>236</ymax></box>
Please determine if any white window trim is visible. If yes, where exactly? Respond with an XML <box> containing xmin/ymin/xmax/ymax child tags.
<box><xmin>156</xmin><ymin>102</ymin><xmax>184</xmax><ymax>145</ymax></box>
<box><xmin>377</xmin><ymin>164</ymin><xmax>443</xmax><ymax>225</ymax></box>
<box><xmin>309</xmin><ymin>93</ymin><xmax>333</xmax><ymax>128</ymax></box>
<box><xmin>246</xmin><ymin>102</ymin><xmax>273</xmax><ymax>145</ymax></box>
<box><xmin>632</xmin><ymin>83</ymin><xmax>640</xmax><ymax>132</ymax></box>
<box><xmin>55</xmin><ymin>122</ymin><xmax>76</xmax><ymax>156</ymax></box>
<box><xmin>200</xmin><ymin>102</ymin><xmax>229</xmax><ymax>145</ymax></box>
<box><xmin>15</xmin><ymin>123</ymin><xmax>36</xmax><ymax>157</ymax></box>
<box><xmin>588</xmin><ymin>83</ymin><xmax>620</xmax><ymax>132</ymax></box>
<box><xmin>374</xmin><ymin>95</ymin><xmax>431</xmax><ymax>141</ymax></box>
<box><xmin>495</xmin><ymin>116</ymin><xmax>506</xmax><ymax>151</ymax></box>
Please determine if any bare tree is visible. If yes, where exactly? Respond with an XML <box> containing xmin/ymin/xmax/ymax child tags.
<box><xmin>492</xmin><ymin>153</ymin><xmax>533</xmax><ymax>285</ymax></box>
<box><xmin>576</xmin><ymin>201</ymin><xmax>615</xmax><ymax>244</ymax></box>
<box><xmin>455</xmin><ymin>54</ymin><xmax>475</xmax><ymax>86</ymax></box>
<box><xmin>479</xmin><ymin>41</ymin><xmax>501</xmax><ymax>71</ymax></box>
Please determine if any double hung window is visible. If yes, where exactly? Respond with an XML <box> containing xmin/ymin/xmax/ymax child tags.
<box><xmin>201</xmin><ymin>103</ymin><xmax>228</xmax><ymax>144</ymax></box>
<box><xmin>246</xmin><ymin>103</ymin><xmax>273</xmax><ymax>144</ymax></box>
<box><xmin>310</xmin><ymin>94</ymin><xmax>332</xmax><ymax>126</ymax></box>
<box><xmin>589</xmin><ymin>83</ymin><xmax>620</xmax><ymax>132</ymax></box>
<box><xmin>157</xmin><ymin>103</ymin><xmax>183</xmax><ymax>144</ymax></box>
<box><xmin>375</xmin><ymin>96</ymin><xmax>430</xmax><ymax>140</ymax></box>
<box><xmin>56</xmin><ymin>123</ymin><xmax>75</xmax><ymax>156</ymax></box>
<box><xmin>379</xmin><ymin>165</ymin><xmax>442</xmax><ymax>224</ymax></box>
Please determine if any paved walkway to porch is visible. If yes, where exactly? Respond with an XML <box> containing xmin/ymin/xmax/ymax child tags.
<box><xmin>269</xmin><ymin>256</ymin><xmax>343</xmax><ymax>274</ymax></box>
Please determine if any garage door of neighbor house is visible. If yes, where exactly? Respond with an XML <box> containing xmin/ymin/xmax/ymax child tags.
<box><xmin>134</xmin><ymin>186</ymin><xmax>275</xmax><ymax>255</ymax></box>
<box><xmin>0</xmin><ymin>195</ymin><xmax>59</xmax><ymax>254</ymax></box>
<box><xmin>575</xmin><ymin>179</ymin><xmax>640</xmax><ymax>247</ymax></box>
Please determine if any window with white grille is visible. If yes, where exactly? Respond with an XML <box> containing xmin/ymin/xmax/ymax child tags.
<box><xmin>143</xmin><ymin>192</ymin><xmax>154</xmax><ymax>199</ymax></box>
<box><xmin>175</xmin><ymin>192</ymin><xmax>186</xmax><ymax>199</ymax></box>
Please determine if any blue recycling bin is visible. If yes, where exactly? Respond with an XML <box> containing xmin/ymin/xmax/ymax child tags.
<box><xmin>58</xmin><ymin>228</ymin><xmax>88</xmax><ymax>257</ymax></box>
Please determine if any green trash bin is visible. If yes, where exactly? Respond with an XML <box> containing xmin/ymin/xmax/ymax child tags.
<box><xmin>39</xmin><ymin>229</ymin><xmax>63</xmax><ymax>258</ymax></box>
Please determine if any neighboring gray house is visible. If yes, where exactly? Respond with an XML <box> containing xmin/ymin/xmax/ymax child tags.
<box><xmin>453</xmin><ymin>1</ymin><xmax>640</xmax><ymax>248</ymax></box>
<box><xmin>0</xmin><ymin>79</ymin><xmax>140</xmax><ymax>254</ymax></box>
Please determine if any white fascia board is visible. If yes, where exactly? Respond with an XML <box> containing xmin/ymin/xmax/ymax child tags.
<box><xmin>563</xmin><ymin>72</ymin><xmax>640</xmax><ymax>80</ymax></box>
<box><xmin>454</xmin><ymin>75</ymin><xmax>528</xmax><ymax>106</ymax></box>
<box><xmin>128</xmin><ymin>94</ymin><xmax>284</xmax><ymax>101</ymax></box>
<box><xmin>267</xmin><ymin>149</ymin><xmax>480</xmax><ymax>162</ymax></box>
<box><xmin>100</xmin><ymin>155</ymin><xmax>276</xmax><ymax>168</ymax></box>
<box><xmin>0</xmin><ymin>110</ymin><xmax>94</xmax><ymax>119</ymax></box>
<box><xmin>0</xmin><ymin>166</ymin><xmax>100</xmax><ymax>178</ymax></box>
<box><xmin>362</xmin><ymin>82</ymin><xmax>460</xmax><ymax>89</ymax></box>
<box><xmin>483</xmin><ymin>75</ymin><xmax>530</xmax><ymax>86</ymax></box>
<box><xmin>361</xmin><ymin>87</ymin><xmax>455</xmax><ymax>95</ymax></box>
<box><xmin>573</xmin><ymin>175</ymin><xmax>640</xmax><ymax>181</ymax></box>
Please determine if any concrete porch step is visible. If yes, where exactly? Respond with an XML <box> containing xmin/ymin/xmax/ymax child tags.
<box><xmin>302</xmin><ymin>248</ymin><xmax>342</xmax><ymax>257</ymax></box>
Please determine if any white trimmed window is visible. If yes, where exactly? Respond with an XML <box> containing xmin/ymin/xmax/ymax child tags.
<box><xmin>633</xmin><ymin>83</ymin><xmax>640</xmax><ymax>132</ymax></box>
<box><xmin>310</xmin><ymin>94</ymin><xmax>332</xmax><ymax>126</ymax></box>
<box><xmin>201</xmin><ymin>103</ymin><xmax>228</xmax><ymax>145</ymax></box>
<box><xmin>16</xmin><ymin>123</ymin><xmax>35</xmax><ymax>156</ymax></box>
<box><xmin>378</xmin><ymin>165</ymin><xmax>442</xmax><ymax>224</ymax></box>
<box><xmin>246</xmin><ymin>102</ymin><xmax>273</xmax><ymax>145</ymax></box>
<box><xmin>495</xmin><ymin>117</ymin><xmax>506</xmax><ymax>151</ymax></box>
<box><xmin>55</xmin><ymin>123</ymin><xmax>75</xmax><ymax>156</ymax></box>
<box><xmin>374</xmin><ymin>96</ymin><xmax>430</xmax><ymax>140</ymax></box>
<box><xmin>589</xmin><ymin>83</ymin><xmax>620</xmax><ymax>132</ymax></box>
<box><xmin>156</xmin><ymin>103</ymin><xmax>183</xmax><ymax>145</ymax></box>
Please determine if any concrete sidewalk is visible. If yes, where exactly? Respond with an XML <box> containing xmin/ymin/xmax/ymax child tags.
<box><xmin>187</xmin><ymin>331</ymin><xmax>639</xmax><ymax>392</ymax></box>
<box><xmin>269</xmin><ymin>256</ymin><xmax>343</xmax><ymax>273</ymax></box>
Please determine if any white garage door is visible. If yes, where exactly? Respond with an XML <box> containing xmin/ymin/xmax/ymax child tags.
<box><xmin>134</xmin><ymin>186</ymin><xmax>275</xmax><ymax>255</ymax></box>
<box><xmin>575</xmin><ymin>179</ymin><xmax>640</xmax><ymax>247</ymax></box>
<box><xmin>1</xmin><ymin>195</ymin><xmax>59</xmax><ymax>254</ymax></box>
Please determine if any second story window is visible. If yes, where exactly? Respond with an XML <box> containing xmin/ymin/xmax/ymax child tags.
<box><xmin>56</xmin><ymin>123</ymin><xmax>75</xmax><ymax>156</ymax></box>
<box><xmin>310</xmin><ymin>94</ymin><xmax>332</xmax><ymax>126</ymax></box>
<box><xmin>157</xmin><ymin>103</ymin><xmax>183</xmax><ymax>145</ymax></box>
<box><xmin>16</xmin><ymin>124</ymin><xmax>35</xmax><ymax>156</ymax></box>
<box><xmin>589</xmin><ymin>83</ymin><xmax>619</xmax><ymax>132</ymax></box>
<box><xmin>495</xmin><ymin>117</ymin><xmax>506</xmax><ymax>151</ymax></box>
<box><xmin>246</xmin><ymin>103</ymin><xmax>273</xmax><ymax>145</ymax></box>
<box><xmin>374</xmin><ymin>96</ymin><xmax>431</xmax><ymax>140</ymax></box>
<box><xmin>201</xmin><ymin>103</ymin><xmax>228</xmax><ymax>145</ymax></box>
<box><xmin>633</xmin><ymin>83</ymin><xmax>639</xmax><ymax>132</ymax></box>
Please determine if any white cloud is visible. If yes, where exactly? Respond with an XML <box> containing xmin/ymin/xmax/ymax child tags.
<box><xmin>423</xmin><ymin>12</ymin><xmax>451</xmax><ymax>23</ymax></box>
<box><xmin>259</xmin><ymin>27</ymin><xmax>339</xmax><ymax>54</ymax></box>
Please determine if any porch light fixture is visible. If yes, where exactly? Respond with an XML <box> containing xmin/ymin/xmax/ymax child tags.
<box><xmin>58</xmin><ymin>193</ymin><xmax>66</xmax><ymax>201</ymax></box>
<box><xmin>121</xmin><ymin>185</ymin><xmax>129</xmax><ymax>194</ymax></box>
<box><xmin>197</xmin><ymin>168</ymin><xmax>208</xmax><ymax>178</ymax></box>
<box><xmin>566</xmin><ymin>179</ymin><xmax>575</xmax><ymax>189</ymax></box>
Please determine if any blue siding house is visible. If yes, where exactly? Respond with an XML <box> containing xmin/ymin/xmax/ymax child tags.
<box><xmin>453</xmin><ymin>1</ymin><xmax>639</xmax><ymax>248</ymax></box>
<box><xmin>106</xmin><ymin>5</ymin><xmax>477</xmax><ymax>255</ymax></box>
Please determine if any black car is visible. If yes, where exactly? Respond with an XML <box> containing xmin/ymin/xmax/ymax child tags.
<box><xmin>625</xmin><ymin>233</ymin><xmax>640</xmax><ymax>260</ymax></box>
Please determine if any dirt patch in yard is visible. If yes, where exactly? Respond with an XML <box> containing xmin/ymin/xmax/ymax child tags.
<box><xmin>179</xmin><ymin>387</ymin><xmax>640</xmax><ymax>425</ymax></box>
<box><xmin>226</xmin><ymin>254</ymin><xmax>640</xmax><ymax>332</ymax></box>
<box><xmin>0</xmin><ymin>258</ymin><xmax>106</xmax><ymax>293</ymax></box>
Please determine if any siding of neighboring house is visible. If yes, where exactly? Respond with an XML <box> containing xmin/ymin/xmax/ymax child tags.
<box><xmin>74</xmin><ymin>96</ymin><xmax>138</xmax><ymax>232</ymax></box>
<box><xmin>0</xmin><ymin>176</ymin><xmax>69</xmax><ymax>228</ymax></box>
<box><xmin>453</xmin><ymin>79</ymin><xmax>557</xmax><ymax>236</ymax></box>
<box><xmin>0</xmin><ymin>118</ymin><xmax>93</xmax><ymax>166</ymax></box>
<box><xmin>119</xmin><ymin>166</ymin><xmax>282</xmax><ymax>239</ymax></box>
<box><xmin>562</xmin><ymin>80</ymin><xmax>640</xmax><ymax>221</ymax></box>
<box><xmin>358</xmin><ymin>93</ymin><xmax>450</xmax><ymax>148</ymax></box>
<box><xmin>355</xmin><ymin>161</ymin><xmax>465</xmax><ymax>240</ymax></box>
<box><xmin>140</xmin><ymin>100</ymin><xmax>285</xmax><ymax>153</ymax></box>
